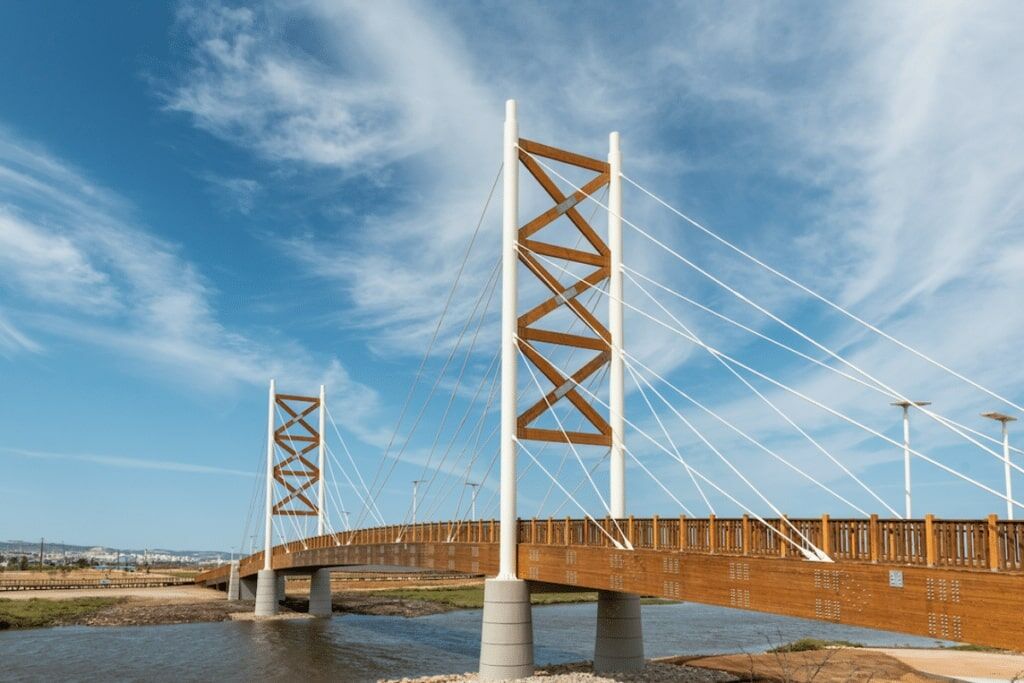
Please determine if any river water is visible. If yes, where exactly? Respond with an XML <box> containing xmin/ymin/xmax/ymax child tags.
<box><xmin>0</xmin><ymin>602</ymin><xmax>945</xmax><ymax>682</ymax></box>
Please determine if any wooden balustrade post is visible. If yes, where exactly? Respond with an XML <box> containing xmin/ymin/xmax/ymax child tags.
<box><xmin>489</xmin><ymin>519</ymin><xmax>495</xmax><ymax>543</ymax></box>
<box><xmin>628</xmin><ymin>515</ymin><xmax>635</xmax><ymax>547</ymax></box>
<box><xmin>925</xmin><ymin>514</ymin><xmax>936</xmax><ymax>567</ymax></box>
<box><xmin>742</xmin><ymin>514</ymin><xmax>751</xmax><ymax>556</ymax></box>
<box><xmin>709</xmin><ymin>514</ymin><xmax>717</xmax><ymax>554</ymax></box>
<box><xmin>821</xmin><ymin>514</ymin><xmax>831</xmax><ymax>557</ymax></box>
<box><xmin>547</xmin><ymin>517</ymin><xmax>553</xmax><ymax>545</ymax></box>
<box><xmin>680</xmin><ymin>515</ymin><xmax>687</xmax><ymax>551</ymax></box>
<box><xmin>530</xmin><ymin>518</ymin><xmax>537</xmax><ymax>544</ymax></box>
<box><xmin>604</xmin><ymin>515</ymin><xmax>611</xmax><ymax>547</ymax></box>
<box><xmin>564</xmin><ymin>516</ymin><xmax>571</xmax><ymax>545</ymax></box>
<box><xmin>869</xmin><ymin>514</ymin><xmax>879</xmax><ymax>563</ymax></box>
<box><xmin>779</xmin><ymin>516</ymin><xmax>789</xmax><ymax>558</ymax></box>
<box><xmin>652</xmin><ymin>515</ymin><xmax>660</xmax><ymax>551</ymax></box>
<box><xmin>987</xmin><ymin>513</ymin><xmax>1001</xmax><ymax>571</ymax></box>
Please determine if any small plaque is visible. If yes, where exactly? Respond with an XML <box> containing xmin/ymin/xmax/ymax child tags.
<box><xmin>889</xmin><ymin>570</ymin><xmax>904</xmax><ymax>588</ymax></box>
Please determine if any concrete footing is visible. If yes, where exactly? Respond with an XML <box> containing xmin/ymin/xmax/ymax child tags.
<box><xmin>478</xmin><ymin>578</ymin><xmax>534</xmax><ymax>681</ymax></box>
<box><xmin>275</xmin><ymin>575</ymin><xmax>287</xmax><ymax>603</ymax></box>
<box><xmin>308</xmin><ymin>569</ymin><xmax>332</xmax><ymax>617</ymax></box>
<box><xmin>240</xmin><ymin>575</ymin><xmax>257</xmax><ymax>600</ymax></box>
<box><xmin>254</xmin><ymin>569</ymin><xmax>278</xmax><ymax>616</ymax></box>
<box><xmin>593</xmin><ymin>591</ymin><xmax>644</xmax><ymax>673</ymax></box>
<box><xmin>226</xmin><ymin>561</ymin><xmax>241</xmax><ymax>601</ymax></box>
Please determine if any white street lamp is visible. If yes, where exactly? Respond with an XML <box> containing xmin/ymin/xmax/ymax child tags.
<box><xmin>982</xmin><ymin>412</ymin><xmax>1017</xmax><ymax>520</ymax></box>
<box><xmin>892</xmin><ymin>400</ymin><xmax>931</xmax><ymax>518</ymax></box>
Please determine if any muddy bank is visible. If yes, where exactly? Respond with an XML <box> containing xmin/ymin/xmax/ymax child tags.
<box><xmin>60</xmin><ymin>599</ymin><xmax>253</xmax><ymax>627</ymax></box>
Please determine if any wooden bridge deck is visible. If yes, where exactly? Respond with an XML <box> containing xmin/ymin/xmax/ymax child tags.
<box><xmin>197</xmin><ymin>516</ymin><xmax>1024</xmax><ymax>651</ymax></box>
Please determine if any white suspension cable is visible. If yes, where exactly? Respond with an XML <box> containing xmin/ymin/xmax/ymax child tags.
<box><xmin>622</xmin><ymin>356</ymin><xmax>712</xmax><ymax>516</ymax></box>
<box><xmin>622</xmin><ymin>265</ymin><xmax>1024</xmax><ymax>457</ymax></box>
<box><xmin>325</xmin><ymin>406</ymin><xmax>386</xmax><ymax>524</ymax></box>
<box><xmin>624</xmin><ymin>356</ymin><xmax>870</xmax><ymax>518</ymax></box>
<box><xmin>621</xmin><ymin>268</ymin><xmax>897</xmax><ymax>517</ymax></box>
<box><xmin>325</xmin><ymin>443</ymin><xmax>383</xmax><ymax>526</ymax></box>
<box><xmin>359</xmin><ymin>164</ymin><xmax>503</xmax><ymax>527</ymax></box>
<box><xmin>518</xmin><ymin>146</ymin><xmax>1021</xmax><ymax>472</ymax></box>
<box><xmin>517</xmin><ymin>328</ymin><xmax>830</xmax><ymax>560</ymax></box>
<box><xmin>516</xmin><ymin>439</ymin><xmax>627</xmax><ymax>549</ymax></box>
<box><xmin>523</xmin><ymin>238</ymin><xmax>1024</xmax><ymax>505</ymax></box>
<box><xmin>520</xmin><ymin>242</ymin><xmax>877</xmax><ymax>518</ymax></box>
<box><xmin>620</xmin><ymin>172</ymin><xmax>1024</xmax><ymax>415</ymax></box>
<box><xmin>552</xmin><ymin>451</ymin><xmax>609</xmax><ymax>517</ymax></box>
<box><xmin>515</xmin><ymin>341</ymin><xmax>632</xmax><ymax>549</ymax></box>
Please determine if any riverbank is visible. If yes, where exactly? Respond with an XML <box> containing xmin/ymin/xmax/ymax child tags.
<box><xmin>381</xmin><ymin>647</ymin><xmax>1024</xmax><ymax>683</ymax></box>
<box><xmin>0</xmin><ymin>581</ymin><xmax>609</xmax><ymax>628</ymax></box>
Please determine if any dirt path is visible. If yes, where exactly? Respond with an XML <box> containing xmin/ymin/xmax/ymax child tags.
<box><xmin>873</xmin><ymin>648</ymin><xmax>1024</xmax><ymax>682</ymax></box>
<box><xmin>1</xmin><ymin>585</ymin><xmax>221</xmax><ymax>602</ymax></box>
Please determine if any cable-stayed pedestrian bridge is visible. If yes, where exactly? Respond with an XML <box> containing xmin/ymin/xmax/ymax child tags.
<box><xmin>199</xmin><ymin>100</ymin><xmax>1024</xmax><ymax>679</ymax></box>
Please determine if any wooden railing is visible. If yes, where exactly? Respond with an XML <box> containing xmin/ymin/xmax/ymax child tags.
<box><xmin>197</xmin><ymin>514</ymin><xmax>1024</xmax><ymax>583</ymax></box>
<box><xmin>0</xmin><ymin>576</ymin><xmax>194</xmax><ymax>591</ymax></box>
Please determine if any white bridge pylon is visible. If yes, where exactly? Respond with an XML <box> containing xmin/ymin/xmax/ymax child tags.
<box><xmin>256</xmin><ymin>379</ymin><xmax>328</xmax><ymax>616</ymax></box>
<box><xmin>481</xmin><ymin>99</ymin><xmax>644</xmax><ymax>679</ymax></box>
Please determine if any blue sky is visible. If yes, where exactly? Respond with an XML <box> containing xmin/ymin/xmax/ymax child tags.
<box><xmin>2</xmin><ymin>2</ymin><xmax>1023</xmax><ymax>552</ymax></box>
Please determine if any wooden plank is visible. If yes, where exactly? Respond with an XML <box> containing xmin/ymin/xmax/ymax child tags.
<box><xmin>518</xmin><ymin>327</ymin><xmax>606</xmax><ymax>351</ymax></box>
<box><xmin>518</xmin><ymin>137</ymin><xmax>609</xmax><ymax>173</ymax></box>
<box><xmin>521</xmin><ymin>239</ymin><xmax>608</xmax><ymax>267</ymax></box>
<box><xmin>517</xmin><ymin>427</ymin><xmax>612</xmax><ymax>447</ymax></box>
<box><xmin>275</xmin><ymin>394</ymin><xmax>320</xmax><ymax>403</ymax></box>
<box><xmin>517</xmin><ymin>251</ymin><xmax>610</xmax><ymax>340</ymax></box>
<box><xmin>518</xmin><ymin>151</ymin><xmax>610</xmax><ymax>255</ymax></box>
<box><xmin>518</xmin><ymin>172</ymin><xmax>611</xmax><ymax>242</ymax></box>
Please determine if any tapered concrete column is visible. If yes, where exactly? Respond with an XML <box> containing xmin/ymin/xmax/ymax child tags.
<box><xmin>254</xmin><ymin>569</ymin><xmax>278</xmax><ymax>616</ymax></box>
<box><xmin>594</xmin><ymin>591</ymin><xmax>644</xmax><ymax>673</ymax></box>
<box><xmin>479</xmin><ymin>578</ymin><xmax>533</xmax><ymax>681</ymax></box>
<box><xmin>276</xmin><ymin>574</ymin><xmax>287</xmax><ymax>603</ymax></box>
<box><xmin>240</xmin><ymin>575</ymin><xmax>257</xmax><ymax>600</ymax></box>
<box><xmin>226</xmin><ymin>561</ymin><xmax>241</xmax><ymax>601</ymax></box>
<box><xmin>308</xmin><ymin>569</ymin><xmax>332</xmax><ymax>617</ymax></box>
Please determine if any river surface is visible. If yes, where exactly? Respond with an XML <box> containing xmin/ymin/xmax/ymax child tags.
<box><xmin>0</xmin><ymin>602</ymin><xmax>945</xmax><ymax>682</ymax></box>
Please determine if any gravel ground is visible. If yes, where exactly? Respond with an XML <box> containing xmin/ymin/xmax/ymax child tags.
<box><xmin>379</xmin><ymin>661</ymin><xmax>737</xmax><ymax>683</ymax></box>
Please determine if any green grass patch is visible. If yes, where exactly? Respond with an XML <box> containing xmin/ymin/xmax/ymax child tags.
<box><xmin>768</xmin><ymin>638</ymin><xmax>863</xmax><ymax>653</ymax></box>
<box><xmin>0</xmin><ymin>597</ymin><xmax>121</xmax><ymax>629</ymax></box>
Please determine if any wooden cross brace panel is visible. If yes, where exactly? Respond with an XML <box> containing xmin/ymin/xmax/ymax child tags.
<box><xmin>272</xmin><ymin>393</ymin><xmax>321</xmax><ymax>517</ymax></box>
<box><xmin>515</xmin><ymin>138</ymin><xmax>612</xmax><ymax>447</ymax></box>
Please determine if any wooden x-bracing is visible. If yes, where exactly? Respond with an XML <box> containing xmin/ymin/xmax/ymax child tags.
<box><xmin>516</xmin><ymin>138</ymin><xmax>612</xmax><ymax>447</ymax></box>
<box><xmin>272</xmin><ymin>393</ymin><xmax>321</xmax><ymax>517</ymax></box>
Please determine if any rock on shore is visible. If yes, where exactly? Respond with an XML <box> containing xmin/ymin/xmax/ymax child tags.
<box><xmin>379</xmin><ymin>661</ymin><xmax>737</xmax><ymax>683</ymax></box>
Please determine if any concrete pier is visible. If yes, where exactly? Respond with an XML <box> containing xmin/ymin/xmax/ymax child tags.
<box><xmin>254</xmin><ymin>569</ymin><xmax>278</xmax><ymax>616</ymax></box>
<box><xmin>593</xmin><ymin>591</ymin><xmax>644</xmax><ymax>673</ymax></box>
<box><xmin>239</xmin><ymin>574</ymin><xmax>257</xmax><ymax>600</ymax></box>
<box><xmin>275</xmin><ymin>574</ymin><xmax>287</xmax><ymax>603</ymax></box>
<box><xmin>308</xmin><ymin>569</ymin><xmax>332</xmax><ymax>617</ymax></box>
<box><xmin>478</xmin><ymin>578</ymin><xmax>534</xmax><ymax>681</ymax></box>
<box><xmin>226</xmin><ymin>561</ymin><xmax>240</xmax><ymax>601</ymax></box>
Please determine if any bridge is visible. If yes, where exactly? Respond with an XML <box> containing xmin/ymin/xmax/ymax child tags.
<box><xmin>198</xmin><ymin>100</ymin><xmax>1024</xmax><ymax>680</ymax></box>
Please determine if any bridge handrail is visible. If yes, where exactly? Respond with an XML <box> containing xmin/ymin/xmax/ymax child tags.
<box><xmin>196</xmin><ymin>514</ymin><xmax>1024</xmax><ymax>583</ymax></box>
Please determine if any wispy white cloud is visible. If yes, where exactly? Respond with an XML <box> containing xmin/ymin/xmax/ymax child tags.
<box><xmin>0</xmin><ymin>125</ymin><xmax>388</xmax><ymax>447</ymax></box>
<box><xmin>200</xmin><ymin>173</ymin><xmax>261</xmax><ymax>214</ymax></box>
<box><xmin>2</xmin><ymin>446</ymin><xmax>255</xmax><ymax>478</ymax></box>
<box><xmin>0</xmin><ymin>308</ymin><xmax>40</xmax><ymax>357</ymax></box>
